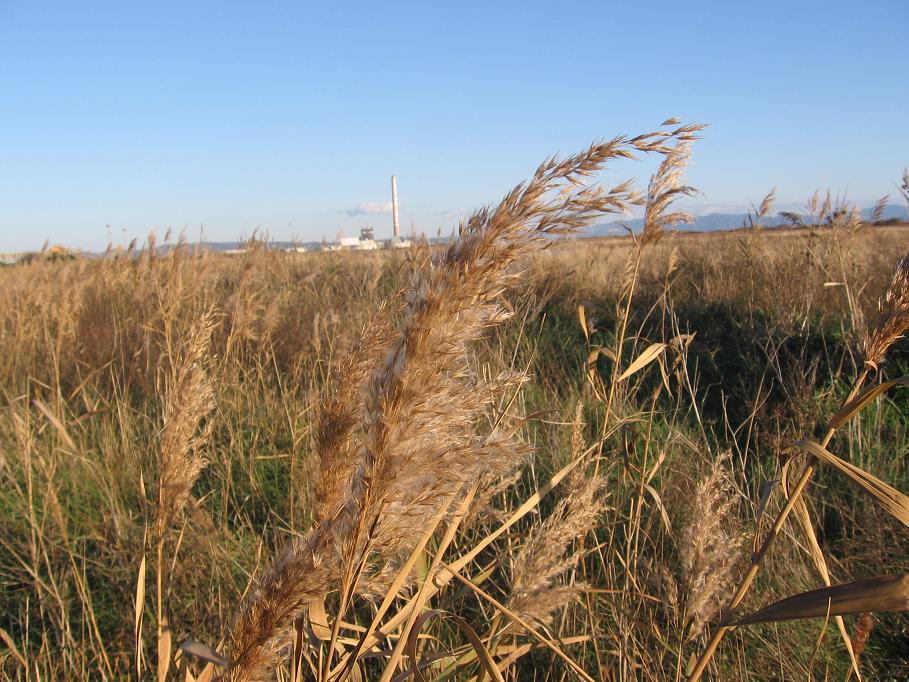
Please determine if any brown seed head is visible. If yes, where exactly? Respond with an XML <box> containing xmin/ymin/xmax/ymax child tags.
<box><xmin>225</xmin><ymin>123</ymin><xmax>704</xmax><ymax>680</ymax></box>
<box><xmin>677</xmin><ymin>451</ymin><xmax>745</xmax><ymax>640</ymax></box>
<box><xmin>155</xmin><ymin>309</ymin><xmax>216</xmax><ymax>538</ymax></box>
<box><xmin>507</xmin><ymin>469</ymin><xmax>608</xmax><ymax>627</ymax></box>
<box><xmin>863</xmin><ymin>253</ymin><xmax>909</xmax><ymax>369</ymax></box>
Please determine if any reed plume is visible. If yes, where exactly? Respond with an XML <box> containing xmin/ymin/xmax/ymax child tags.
<box><xmin>153</xmin><ymin>308</ymin><xmax>216</xmax><ymax>680</ymax></box>
<box><xmin>640</xmin><ymin>133</ymin><xmax>698</xmax><ymax>245</ymax></box>
<box><xmin>155</xmin><ymin>308</ymin><xmax>216</xmax><ymax>536</ymax></box>
<box><xmin>226</xmin><ymin>123</ymin><xmax>702</xmax><ymax>681</ymax></box>
<box><xmin>507</xmin><ymin>469</ymin><xmax>608</xmax><ymax>627</ymax></box>
<box><xmin>677</xmin><ymin>452</ymin><xmax>744</xmax><ymax>640</ymax></box>
<box><xmin>313</xmin><ymin>301</ymin><xmax>398</xmax><ymax>529</ymax></box>
<box><xmin>863</xmin><ymin>253</ymin><xmax>909</xmax><ymax>369</ymax></box>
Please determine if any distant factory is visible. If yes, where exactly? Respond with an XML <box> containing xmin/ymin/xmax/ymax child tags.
<box><xmin>321</xmin><ymin>175</ymin><xmax>412</xmax><ymax>251</ymax></box>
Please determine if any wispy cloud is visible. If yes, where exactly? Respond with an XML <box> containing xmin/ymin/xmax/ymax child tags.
<box><xmin>345</xmin><ymin>201</ymin><xmax>393</xmax><ymax>217</ymax></box>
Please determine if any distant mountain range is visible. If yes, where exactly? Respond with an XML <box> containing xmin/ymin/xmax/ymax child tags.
<box><xmin>584</xmin><ymin>204</ymin><xmax>908</xmax><ymax>237</ymax></box>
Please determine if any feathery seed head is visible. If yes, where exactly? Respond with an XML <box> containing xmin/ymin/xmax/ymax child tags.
<box><xmin>677</xmin><ymin>451</ymin><xmax>745</xmax><ymax>641</ymax></box>
<box><xmin>225</xmin><ymin>122</ymin><xmax>704</xmax><ymax>680</ymax></box>
<box><xmin>155</xmin><ymin>309</ymin><xmax>216</xmax><ymax>537</ymax></box>
<box><xmin>863</xmin><ymin>253</ymin><xmax>909</xmax><ymax>369</ymax></box>
<box><xmin>507</xmin><ymin>468</ymin><xmax>608</xmax><ymax>627</ymax></box>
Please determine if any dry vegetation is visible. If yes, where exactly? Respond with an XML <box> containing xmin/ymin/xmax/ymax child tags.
<box><xmin>1</xmin><ymin>124</ymin><xmax>908</xmax><ymax>681</ymax></box>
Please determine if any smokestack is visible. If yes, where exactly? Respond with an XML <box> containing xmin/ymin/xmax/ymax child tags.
<box><xmin>391</xmin><ymin>175</ymin><xmax>400</xmax><ymax>238</ymax></box>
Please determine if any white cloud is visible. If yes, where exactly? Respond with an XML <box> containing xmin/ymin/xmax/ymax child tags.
<box><xmin>346</xmin><ymin>201</ymin><xmax>393</xmax><ymax>217</ymax></box>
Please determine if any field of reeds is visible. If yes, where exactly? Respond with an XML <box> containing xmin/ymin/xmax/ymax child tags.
<box><xmin>2</xmin><ymin>123</ymin><xmax>908</xmax><ymax>681</ymax></box>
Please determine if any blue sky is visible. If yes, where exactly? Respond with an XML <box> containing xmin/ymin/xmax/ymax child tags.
<box><xmin>1</xmin><ymin>0</ymin><xmax>906</xmax><ymax>251</ymax></box>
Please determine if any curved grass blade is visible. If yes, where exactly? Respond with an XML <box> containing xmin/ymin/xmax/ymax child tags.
<box><xmin>789</xmin><ymin>440</ymin><xmax>909</xmax><ymax>528</ymax></box>
<box><xmin>616</xmin><ymin>342</ymin><xmax>667</xmax><ymax>383</ymax></box>
<box><xmin>735</xmin><ymin>574</ymin><xmax>909</xmax><ymax>625</ymax></box>
<box><xmin>827</xmin><ymin>376</ymin><xmax>909</xmax><ymax>430</ymax></box>
<box><xmin>405</xmin><ymin>609</ymin><xmax>505</xmax><ymax>682</ymax></box>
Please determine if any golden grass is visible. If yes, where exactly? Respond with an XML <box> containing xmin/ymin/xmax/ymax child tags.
<box><xmin>1</xmin><ymin>129</ymin><xmax>908</xmax><ymax>681</ymax></box>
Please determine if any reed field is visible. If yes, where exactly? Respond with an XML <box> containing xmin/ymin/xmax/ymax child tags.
<box><xmin>2</xmin><ymin>123</ymin><xmax>909</xmax><ymax>681</ymax></box>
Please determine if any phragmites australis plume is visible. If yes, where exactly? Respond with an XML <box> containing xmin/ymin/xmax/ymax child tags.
<box><xmin>155</xmin><ymin>308</ymin><xmax>216</xmax><ymax>538</ymax></box>
<box><xmin>506</xmin><ymin>468</ymin><xmax>608</xmax><ymax>628</ymax></box>
<box><xmin>152</xmin><ymin>308</ymin><xmax>217</xmax><ymax>682</ymax></box>
<box><xmin>225</xmin><ymin>121</ymin><xmax>704</xmax><ymax>681</ymax></box>
<box><xmin>677</xmin><ymin>451</ymin><xmax>745</xmax><ymax>641</ymax></box>
<box><xmin>313</xmin><ymin>301</ymin><xmax>398</xmax><ymax>530</ymax></box>
<box><xmin>640</xmin><ymin>130</ymin><xmax>699</xmax><ymax>245</ymax></box>
<box><xmin>863</xmin><ymin>253</ymin><xmax>909</xmax><ymax>370</ymax></box>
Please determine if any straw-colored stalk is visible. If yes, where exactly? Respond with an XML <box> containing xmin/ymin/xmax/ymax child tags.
<box><xmin>605</xmin><ymin>127</ymin><xmax>700</xmax><ymax>419</ymax></box>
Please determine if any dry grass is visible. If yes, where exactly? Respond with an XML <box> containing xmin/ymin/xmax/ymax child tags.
<box><xmin>1</xmin><ymin>126</ymin><xmax>908</xmax><ymax>681</ymax></box>
<box><xmin>227</xmin><ymin>122</ymin><xmax>704</xmax><ymax>681</ymax></box>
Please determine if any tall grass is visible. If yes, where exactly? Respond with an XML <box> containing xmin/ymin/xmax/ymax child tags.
<box><xmin>1</xmin><ymin>129</ymin><xmax>908</xmax><ymax>680</ymax></box>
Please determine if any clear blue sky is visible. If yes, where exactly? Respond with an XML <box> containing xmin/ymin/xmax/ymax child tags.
<box><xmin>1</xmin><ymin>0</ymin><xmax>906</xmax><ymax>251</ymax></box>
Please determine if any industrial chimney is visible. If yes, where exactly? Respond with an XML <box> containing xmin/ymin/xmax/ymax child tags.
<box><xmin>391</xmin><ymin>175</ymin><xmax>400</xmax><ymax>238</ymax></box>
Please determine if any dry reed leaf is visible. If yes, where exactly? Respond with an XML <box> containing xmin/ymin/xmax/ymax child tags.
<box><xmin>158</xmin><ymin>614</ymin><xmax>173</xmax><ymax>682</ymax></box>
<box><xmin>789</xmin><ymin>440</ymin><xmax>909</xmax><ymax>528</ymax></box>
<box><xmin>134</xmin><ymin>554</ymin><xmax>147</xmax><ymax>677</ymax></box>
<box><xmin>585</xmin><ymin>350</ymin><xmax>601</xmax><ymax>386</ymax></box>
<box><xmin>177</xmin><ymin>654</ymin><xmax>195</xmax><ymax>682</ymax></box>
<box><xmin>578</xmin><ymin>304</ymin><xmax>589</xmax><ymax>344</ymax></box>
<box><xmin>789</xmin><ymin>495</ymin><xmax>861</xmax><ymax>678</ymax></box>
<box><xmin>827</xmin><ymin>376</ymin><xmax>909</xmax><ymax>430</ymax></box>
<box><xmin>32</xmin><ymin>399</ymin><xmax>77</xmax><ymax>451</ymax></box>
<box><xmin>405</xmin><ymin>609</ymin><xmax>505</xmax><ymax>682</ymax></box>
<box><xmin>644</xmin><ymin>484</ymin><xmax>672</xmax><ymax>535</ymax></box>
<box><xmin>588</xmin><ymin>347</ymin><xmax>616</xmax><ymax>366</ymax></box>
<box><xmin>735</xmin><ymin>574</ymin><xmax>909</xmax><ymax>625</ymax></box>
<box><xmin>616</xmin><ymin>342</ymin><xmax>667</xmax><ymax>383</ymax></box>
<box><xmin>179</xmin><ymin>640</ymin><xmax>228</xmax><ymax>668</ymax></box>
<box><xmin>307</xmin><ymin>598</ymin><xmax>332</xmax><ymax>640</ymax></box>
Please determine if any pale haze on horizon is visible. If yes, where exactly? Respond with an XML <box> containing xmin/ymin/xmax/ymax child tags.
<box><xmin>0</xmin><ymin>0</ymin><xmax>906</xmax><ymax>252</ymax></box>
